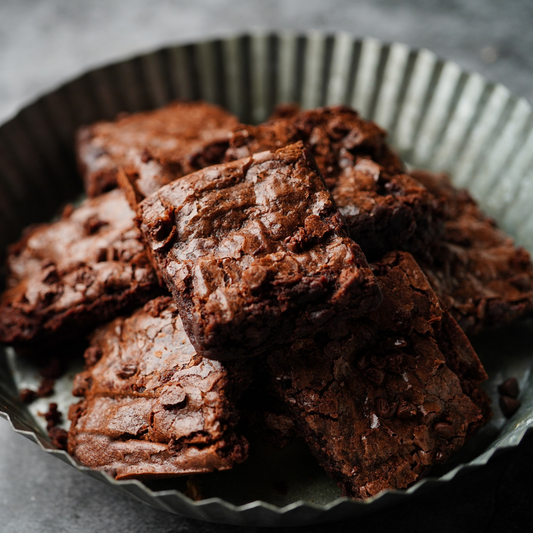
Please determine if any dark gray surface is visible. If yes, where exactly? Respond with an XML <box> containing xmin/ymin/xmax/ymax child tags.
<box><xmin>2</xmin><ymin>421</ymin><xmax>533</xmax><ymax>533</ymax></box>
<box><xmin>1</xmin><ymin>1</ymin><xmax>533</xmax><ymax>531</ymax></box>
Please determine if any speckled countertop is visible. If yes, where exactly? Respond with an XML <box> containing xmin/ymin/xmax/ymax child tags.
<box><xmin>1</xmin><ymin>1</ymin><xmax>533</xmax><ymax>531</ymax></box>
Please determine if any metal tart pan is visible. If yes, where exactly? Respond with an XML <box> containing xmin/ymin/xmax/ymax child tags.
<box><xmin>1</xmin><ymin>32</ymin><xmax>533</xmax><ymax>526</ymax></box>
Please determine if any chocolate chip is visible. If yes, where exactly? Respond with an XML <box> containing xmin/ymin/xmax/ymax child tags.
<box><xmin>19</xmin><ymin>388</ymin><xmax>37</xmax><ymax>404</ymax></box>
<box><xmin>376</xmin><ymin>398</ymin><xmax>396</xmax><ymax>419</ymax></box>
<box><xmin>364</xmin><ymin>368</ymin><xmax>385</xmax><ymax>386</ymax></box>
<box><xmin>499</xmin><ymin>395</ymin><xmax>521</xmax><ymax>418</ymax></box>
<box><xmin>151</xmin><ymin>214</ymin><xmax>173</xmax><ymax>242</ymax></box>
<box><xmin>284</xmin><ymin>236</ymin><xmax>301</xmax><ymax>253</ymax></box>
<box><xmin>434</xmin><ymin>422</ymin><xmax>454</xmax><ymax>440</ymax></box>
<box><xmin>498</xmin><ymin>377</ymin><xmax>519</xmax><ymax>399</ymax></box>
<box><xmin>308</xmin><ymin>308</ymin><xmax>334</xmax><ymax>326</ymax></box>
<box><xmin>396</xmin><ymin>399</ymin><xmax>417</xmax><ymax>420</ymax></box>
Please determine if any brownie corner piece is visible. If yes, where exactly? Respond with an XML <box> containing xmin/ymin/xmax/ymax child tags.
<box><xmin>68</xmin><ymin>296</ymin><xmax>249</xmax><ymax>479</ymax></box>
<box><xmin>138</xmin><ymin>141</ymin><xmax>381</xmax><ymax>360</ymax></box>
<box><xmin>76</xmin><ymin>100</ymin><xmax>239</xmax><ymax>198</ymax></box>
<box><xmin>264</xmin><ymin>250</ymin><xmax>490</xmax><ymax>499</ymax></box>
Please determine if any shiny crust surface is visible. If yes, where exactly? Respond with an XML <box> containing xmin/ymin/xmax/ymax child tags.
<box><xmin>138</xmin><ymin>142</ymin><xmax>381</xmax><ymax>360</ymax></box>
<box><xmin>0</xmin><ymin>189</ymin><xmax>160</xmax><ymax>346</ymax></box>
<box><xmin>68</xmin><ymin>296</ymin><xmax>249</xmax><ymax>480</ymax></box>
<box><xmin>77</xmin><ymin>100</ymin><xmax>239</xmax><ymax>198</ymax></box>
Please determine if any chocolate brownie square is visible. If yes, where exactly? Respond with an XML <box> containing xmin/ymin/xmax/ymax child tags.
<box><xmin>225</xmin><ymin>106</ymin><xmax>443</xmax><ymax>261</ymax></box>
<box><xmin>0</xmin><ymin>189</ymin><xmax>160</xmax><ymax>346</ymax></box>
<box><xmin>411</xmin><ymin>169</ymin><xmax>533</xmax><ymax>335</ymax></box>
<box><xmin>263</xmin><ymin>251</ymin><xmax>490</xmax><ymax>499</ymax></box>
<box><xmin>77</xmin><ymin>100</ymin><xmax>239</xmax><ymax>198</ymax></box>
<box><xmin>138</xmin><ymin>142</ymin><xmax>382</xmax><ymax>360</ymax></box>
<box><xmin>226</xmin><ymin>105</ymin><xmax>404</xmax><ymax>188</ymax></box>
<box><xmin>68</xmin><ymin>296</ymin><xmax>249</xmax><ymax>479</ymax></box>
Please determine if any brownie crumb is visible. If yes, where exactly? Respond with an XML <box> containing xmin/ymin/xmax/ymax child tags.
<box><xmin>19</xmin><ymin>388</ymin><xmax>38</xmax><ymax>404</ymax></box>
<box><xmin>40</xmin><ymin>402</ymin><xmax>62</xmax><ymax>431</ymax></box>
<box><xmin>48</xmin><ymin>427</ymin><xmax>68</xmax><ymax>451</ymax></box>
<box><xmin>36</xmin><ymin>377</ymin><xmax>55</xmax><ymax>398</ymax></box>
<box><xmin>499</xmin><ymin>395</ymin><xmax>521</xmax><ymax>419</ymax></box>
<box><xmin>498</xmin><ymin>377</ymin><xmax>519</xmax><ymax>399</ymax></box>
<box><xmin>67</xmin><ymin>297</ymin><xmax>250</xmax><ymax>480</ymax></box>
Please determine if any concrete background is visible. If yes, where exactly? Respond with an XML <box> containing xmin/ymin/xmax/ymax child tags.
<box><xmin>1</xmin><ymin>1</ymin><xmax>533</xmax><ymax>531</ymax></box>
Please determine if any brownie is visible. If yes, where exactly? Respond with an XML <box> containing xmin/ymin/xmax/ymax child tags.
<box><xmin>225</xmin><ymin>105</ymin><xmax>442</xmax><ymax>261</ymax></box>
<box><xmin>332</xmin><ymin>159</ymin><xmax>443</xmax><ymax>261</ymax></box>
<box><xmin>411</xmin><ymin>169</ymin><xmax>533</xmax><ymax>335</ymax></box>
<box><xmin>263</xmin><ymin>251</ymin><xmax>490</xmax><ymax>499</ymax></box>
<box><xmin>68</xmin><ymin>296</ymin><xmax>249</xmax><ymax>480</ymax></box>
<box><xmin>138</xmin><ymin>142</ymin><xmax>382</xmax><ymax>361</ymax></box>
<box><xmin>77</xmin><ymin>100</ymin><xmax>239</xmax><ymax>198</ymax></box>
<box><xmin>0</xmin><ymin>189</ymin><xmax>160</xmax><ymax>346</ymax></box>
<box><xmin>225</xmin><ymin>105</ymin><xmax>404</xmax><ymax>188</ymax></box>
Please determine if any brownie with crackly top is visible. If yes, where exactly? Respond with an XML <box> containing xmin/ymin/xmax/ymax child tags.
<box><xmin>77</xmin><ymin>100</ymin><xmax>239</xmax><ymax>199</ymax></box>
<box><xmin>264</xmin><ymin>251</ymin><xmax>490</xmax><ymax>499</ymax></box>
<box><xmin>68</xmin><ymin>296</ymin><xmax>249</xmax><ymax>479</ymax></box>
<box><xmin>0</xmin><ymin>189</ymin><xmax>161</xmax><ymax>347</ymax></box>
<box><xmin>226</xmin><ymin>105</ymin><xmax>404</xmax><ymax>187</ymax></box>
<box><xmin>225</xmin><ymin>105</ymin><xmax>443</xmax><ymax>261</ymax></box>
<box><xmin>138</xmin><ymin>142</ymin><xmax>382</xmax><ymax>361</ymax></box>
<box><xmin>411</xmin><ymin>169</ymin><xmax>533</xmax><ymax>335</ymax></box>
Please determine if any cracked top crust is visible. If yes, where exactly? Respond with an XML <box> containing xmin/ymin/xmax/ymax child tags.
<box><xmin>138</xmin><ymin>142</ymin><xmax>381</xmax><ymax>360</ymax></box>
<box><xmin>225</xmin><ymin>105</ymin><xmax>442</xmax><ymax>261</ymax></box>
<box><xmin>0</xmin><ymin>189</ymin><xmax>160</xmax><ymax>346</ymax></box>
<box><xmin>68</xmin><ymin>296</ymin><xmax>249</xmax><ymax>480</ymax></box>
<box><xmin>225</xmin><ymin>105</ymin><xmax>404</xmax><ymax>187</ymax></box>
<box><xmin>77</xmin><ymin>100</ymin><xmax>239</xmax><ymax>198</ymax></box>
<box><xmin>264</xmin><ymin>251</ymin><xmax>490</xmax><ymax>498</ymax></box>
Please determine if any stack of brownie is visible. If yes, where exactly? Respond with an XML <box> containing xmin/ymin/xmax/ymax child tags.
<box><xmin>2</xmin><ymin>99</ymin><xmax>533</xmax><ymax>499</ymax></box>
